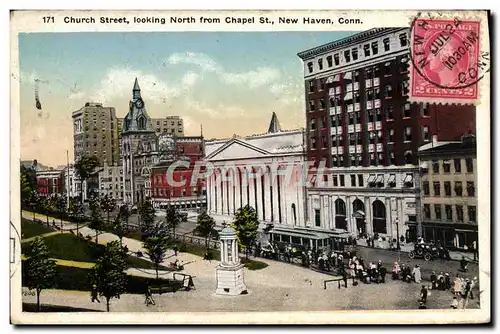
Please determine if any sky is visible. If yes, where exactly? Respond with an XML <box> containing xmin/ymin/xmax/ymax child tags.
<box><xmin>18</xmin><ymin>31</ymin><xmax>357</xmax><ymax>166</ymax></box>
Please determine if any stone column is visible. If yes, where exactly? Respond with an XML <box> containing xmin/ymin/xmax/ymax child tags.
<box><xmin>272</xmin><ymin>169</ymin><xmax>280</xmax><ymax>224</ymax></box>
<box><xmin>228</xmin><ymin>169</ymin><xmax>234</xmax><ymax>215</ymax></box>
<box><xmin>235</xmin><ymin>167</ymin><xmax>241</xmax><ymax>210</ymax></box>
<box><xmin>307</xmin><ymin>195</ymin><xmax>313</xmax><ymax>227</ymax></box>
<box><xmin>345</xmin><ymin>196</ymin><xmax>352</xmax><ymax>233</ymax></box>
<box><xmin>262</xmin><ymin>167</ymin><xmax>276</xmax><ymax>222</ymax></box>
<box><xmin>365</xmin><ymin>197</ymin><xmax>373</xmax><ymax>235</ymax></box>
<box><xmin>255</xmin><ymin>171</ymin><xmax>264</xmax><ymax>220</ymax></box>
<box><xmin>330</xmin><ymin>196</ymin><xmax>336</xmax><ymax>229</ymax></box>
<box><xmin>398</xmin><ymin>197</ymin><xmax>405</xmax><ymax>240</ymax></box>
<box><xmin>233</xmin><ymin>239</ymin><xmax>238</xmax><ymax>264</ymax></box>
<box><xmin>386</xmin><ymin>197</ymin><xmax>392</xmax><ymax>237</ymax></box>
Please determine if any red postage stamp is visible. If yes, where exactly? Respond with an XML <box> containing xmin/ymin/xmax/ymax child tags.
<box><xmin>410</xmin><ymin>16</ymin><xmax>488</xmax><ymax>104</ymax></box>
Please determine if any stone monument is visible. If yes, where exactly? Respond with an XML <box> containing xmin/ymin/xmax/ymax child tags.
<box><xmin>215</xmin><ymin>226</ymin><xmax>248</xmax><ymax>295</ymax></box>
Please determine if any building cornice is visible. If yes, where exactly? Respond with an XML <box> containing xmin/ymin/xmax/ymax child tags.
<box><xmin>297</xmin><ymin>28</ymin><xmax>408</xmax><ymax>60</ymax></box>
<box><xmin>308</xmin><ymin>187</ymin><xmax>419</xmax><ymax>195</ymax></box>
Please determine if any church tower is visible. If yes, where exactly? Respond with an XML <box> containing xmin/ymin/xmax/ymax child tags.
<box><xmin>121</xmin><ymin>78</ymin><xmax>156</xmax><ymax>205</ymax></box>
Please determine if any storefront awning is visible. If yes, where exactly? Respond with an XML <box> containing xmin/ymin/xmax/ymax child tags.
<box><xmin>388</xmin><ymin>174</ymin><xmax>396</xmax><ymax>184</ymax></box>
<box><xmin>344</xmin><ymin>92</ymin><xmax>353</xmax><ymax>101</ymax></box>
<box><xmin>326</xmin><ymin>74</ymin><xmax>340</xmax><ymax>83</ymax></box>
<box><xmin>271</xmin><ymin>228</ymin><xmax>331</xmax><ymax>240</ymax></box>
<box><xmin>343</xmin><ymin>72</ymin><xmax>352</xmax><ymax>81</ymax></box>
<box><xmin>375</xmin><ymin>174</ymin><xmax>384</xmax><ymax>183</ymax></box>
<box><xmin>367</xmin><ymin>174</ymin><xmax>376</xmax><ymax>183</ymax></box>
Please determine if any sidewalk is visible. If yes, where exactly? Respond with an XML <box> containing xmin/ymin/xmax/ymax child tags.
<box><xmin>356</xmin><ymin>238</ymin><xmax>479</xmax><ymax>263</ymax></box>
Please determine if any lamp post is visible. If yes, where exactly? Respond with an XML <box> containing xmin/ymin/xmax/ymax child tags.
<box><xmin>395</xmin><ymin>217</ymin><xmax>400</xmax><ymax>262</ymax></box>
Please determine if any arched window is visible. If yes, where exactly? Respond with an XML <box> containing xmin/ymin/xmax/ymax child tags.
<box><xmin>138</xmin><ymin>116</ymin><xmax>146</xmax><ymax>130</ymax></box>
<box><xmin>353</xmin><ymin>199</ymin><xmax>364</xmax><ymax>213</ymax></box>
<box><xmin>404</xmin><ymin>150</ymin><xmax>413</xmax><ymax>164</ymax></box>
<box><xmin>372</xmin><ymin>200</ymin><xmax>387</xmax><ymax>234</ymax></box>
<box><xmin>335</xmin><ymin>199</ymin><xmax>347</xmax><ymax>230</ymax></box>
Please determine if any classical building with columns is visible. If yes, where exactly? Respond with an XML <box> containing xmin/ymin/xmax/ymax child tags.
<box><xmin>204</xmin><ymin>113</ymin><xmax>308</xmax><ymax>236</ymax></box>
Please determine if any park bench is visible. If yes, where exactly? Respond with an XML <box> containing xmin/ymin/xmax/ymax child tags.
<box><xmin>323</xmin><ymin>276</ymin><xmax>345</xmax><ymax>289</ymax></box>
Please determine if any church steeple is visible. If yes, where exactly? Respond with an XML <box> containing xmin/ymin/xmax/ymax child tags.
<box><xmin>133</xmin><ymin>78</ymin><xmax>141</xmax><ymax>100</ymax></box>
<box><xmin>267</xmin><ymin>112</ymin><xmax>282</xmax><ymax>133</ymax></box>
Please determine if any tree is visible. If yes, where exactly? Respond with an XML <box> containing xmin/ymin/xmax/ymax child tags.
<box><xmin>68</xmin><ymin>196</ymin><xmax>84</xmax><ymax>218</ymax></box>
<box><xmin>113</xmin><ymin>205</ymin><xmax>131</xmax><ymax>247</ymax></box>
<box><xmin>20</xmin><ymin>164</ymin><xmax>37</xmax><ymax>209</ymax></box>
<box><xmin>74</xmin><ymin>155</ymin><xmax>100</xmax><ymax>204</ymax></box>
<box><xmin>232</xmin><ymin>205</ymin><xmax>259</xmax><ymax>259</ymax></box>
<box><xmin>138</xmin><ymin>199</ymin><xmax>156</xmax><ymax>236</ymax></box>
<box><xmin>24</xmin><ymin>237</ymin><xmax>57</xmax><ymax>312</ymax></box>
<box><xmin>195</xmin><ymin>211</ymin><xmax>216</xmax><ymax>249</ymax></box>
<box><xmin>165</xmin><ymin>205</ymin><xmax>181</xmax><ymax>241</ymax></box>
<box><xmin>89</xmin><ymin>241</ymin><xmax>127</xmax><ymax>312</ymax></box>
<box><xmin>100</xmin><ymin>194</ymin><xmax>116</xmax><ymax>226</ymax></box>
<box><xmin>88</xmin><ymin>195</ymin><xmax>104</xmax><ymax>243</ymax></box>
<box><xmin>143</xmin><ymin>236</ymin><xmax>169</xmax><ymax>280</ymax></box>
<box><xmin>27</xmin><ymin>191</ymin><xmax>40</xmax><ymax>220</ymax></box>
<box><xmin>56</xmin><ymin>195</ymin><xmax>68</xmax><ymax>223</ymax></box>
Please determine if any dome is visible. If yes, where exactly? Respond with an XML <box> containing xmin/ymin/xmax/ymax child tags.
<box><xmin>219</xmin><ymin>226</ymin><xmax>237</xmax><ymax>236</ymax></box>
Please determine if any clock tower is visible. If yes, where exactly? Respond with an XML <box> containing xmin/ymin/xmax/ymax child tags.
<box><xmin>121</xmin><ymin>78</ymin><xmax>157</xmax><ymax>205</ymax></box>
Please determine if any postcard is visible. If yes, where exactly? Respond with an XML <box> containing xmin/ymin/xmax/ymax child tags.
<box><xmin>10</xmin><ymin>9</ymin><xmax>491</xmax><ymax>324</ymax></box>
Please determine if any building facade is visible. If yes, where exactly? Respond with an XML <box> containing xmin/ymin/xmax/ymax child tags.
<box><xmin>150</xmin><ymin>135</ymin><xmax>206</xmax><ymax>209</ymax></box>
<box><xmin>72</xmin><ymin>102</ymin><xmax>120</xmax><ymax>166</ymax></box>
<box><xmin>205</xmin><ymin>113</ymin><xmax>308</xmax><ymax>235</ymax></box>
<box><xmin>36</xmin><ymin>169</ymin><xmax>64</xmax><ymax>197</ymax></box>
<box><xmin>152</xmin><ymin>116</ymin><xmax>184</xmax><ymax>136</ymax></box>
<box><xmin>98</xmin><ymin>161</ymin><xmax>124</xmax><ymax>203</ymax></box>
<box><xmin>297</xmin><ymin>28</ymin><xmax>476</xmax><ymax>241</ymax></box>
<box><xmin>418</xmin><ymin>133</ymin><xmax>477</xmax><ymax>250</ymax></box>
<box><xmin>121</xmin><ymin>79</ymin><xmax>160</xmax><ymax>205</ymax></box>
<box><xmin>60</xmin><ymin>165</ymin><xmax>82</xmax><ymax>198</ymax></box>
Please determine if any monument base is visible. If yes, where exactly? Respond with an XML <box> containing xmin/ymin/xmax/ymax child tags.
<box><xmin>215</xmin><ymin>263</ymin><xmax>247</xmax><ymax>296</ymax></box>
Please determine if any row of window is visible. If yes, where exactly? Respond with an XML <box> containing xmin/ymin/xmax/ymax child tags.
<box><xmin>323</xmin><ymin>173</ymin><xmax>412</xmax><ymax>188</ymax></box>
<box><xmin>330</xmin><ymin>150</ymin><xmax>414</xmax><ymax>167</ymax></box>
<box><xmin>423</xmin><ymin>181</ymin><xmax>475</xmax><ymax>197</ymax></box>
<box><xmin>152</xmin><ymin>187</ymin><xmax>198</xmax><ymax>197</ymax></box>
<box><xmin>310</xmin><ymin>126</ymin><xmax>424</xmax><ymax>150</ymax></box>
<box><xmin>306</xmin><ymin>33</ymin><xmax>408</xmax><ymax>73</ymax></box>
<box><xmin>423</xmin><ymin>204</ymin><xmax>476</xmax><ymax>223</ymax></box>
<box><xmin>156</xmin><ymin>128</ymin><xmax>183</xmax><ymax>133</ymax></box>
<box><xmin>309</xmin><ymin>82</ymin><xmax>409</xmax><ymax>112</ymax></box>
<box><xmin>429</xmin><ymin>158</ymin><xmax>474</xmax><ymax>174</ymax></box>
<box><xmin>155</xmin><ymin>120</ymin><xmax>183</xmax><ymax>126</ymax></box>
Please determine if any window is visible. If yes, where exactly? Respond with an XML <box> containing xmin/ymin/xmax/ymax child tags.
<box><xmin>455</xmin><ymin>181</ymin><xmax>463</xmax><ymax>196</ymax></box>
<box><xmin>432</xmin><ymin>160</ymin><xmax>439</xmax><ymax>174</ymax></box>
<box><xmin>384</xmin><ymin>61</ymin><xmax>392</xmax><ymax>74</ymax></box>
<box><xmin>308</xmin><ymin>80</ymin><xmax>315</xmax><ymax>93</ymax></box>
<box><xmin>386</xmin><ymin>105</ymin><xmax>394</xmax><ymax>120</ymax></box>
<box><xmin>423</xmin><ymin>126</ymin><xmax>430</xmax><ymax>141</ymax></box>
<box><xmin>402</xmin><ymin>81</ymin><xmax>409</xmax><ymax>95</ymax></box>
<box><xmin>433</xmin><ymin>181</ymin><xmax>441</xmax><ymax>196</ymax></box>
<box><xmin>349</xmin><ymin>113</ymin><xmax>355</xmax><ymax>125</ymax></box>
<box><xmin>333</xmin><ymin>175</ymin><xmax>338</xmax><ymax>187</ymax></box>
<box><xmin>442</xmin><ymin>160</ymin><xmax>451</xmax><ymax>173</ymax></box>
<box><xmin>322</xmin><ymin>135</ymin><xmax>327</xmax><ymax>148</ymax></box>
<box><xmin>340</xmin><ymin>175</ymin><xmax>345</xmax><ymax>187</ymax></box>
<box><xmin>371</xmin><ymin>41</ymin><xmax>379</xmax><ymax>55</ymax></box>
<box><xmin>434</xmin><ymin>204</ymin><xmax>442</xmax><ymax>220</ymax></box>
<box><xmin>307</xmin><ymin>62</ymin><xmax>313</xmax><ymax>73</ymax></box>
<box><xmin>385</xmin><ymin>85</ymin><xmax>393</xmax><ymax>98</ymax></box>
<box><xmin>456</xmin><ymin>205</ymin><xmax>464</xmax><ymax>221</ymax></box>
<box><xmin>388</xmin><ymin>151</ymin><xmax>395</xmax><ymax>165</ymax></box>
<box><xmin>467</xmin><ymin>181</ymin><xmax>475</xmax><ymax>197</ymax></box>
<box><xmin>310</xmin><ymin>119</ymin><xmax>316</xmax><ymax>130</ymax></box>
<box><xmin>445</xmin><ymin>205</ymin><xmax>453</xmax><ymax>221</ymax></box>
<box><xmin>385</xmin><ymin>128</ymin><xmax>394</xmax><ymax>143</ymax></box>
<box><xmin>319</xmin><ymin>79</ymin><xmax>325</xmax><ymax>91</ymax></box>
<box><xmin>352</xmin><ymin>48</ymin><xmax>358</xmax><ymax>61</ymax></box>
<box><xmin>309</xmin><ymin>100</ymin><xmax>315</xmax><ymax>111</ymax></box>
<box><xmin>422</xmin><ymin>103</ymin><xmax>430</xmax><ymax>116</ymax></box>
<box><xmin>374</xmin><ymin>66</ymin><xmax>380</xmax><ymax>78</ymax></box>
<box><xmin>366</xmin><ymin>68</ymin><xmax>373</xmax><ymax>79</ymax></box>
<box><xmin>350</xmin><ymin>175</ymin><xmax>356</xmax><ymax>187</ymax></box>
<box><xmin>404</xmin><ymin>151</ymin><xmax>413</xmax><ymax>164</ymax></box>
<box><xmin>404</xmin><ymin>126</ymin><xmax>412</xmax><ymax>141</ymax></box>
<box><xmin>423</xmin><ymin>204</ymin><xmax>431</xmax><ymax>219</ymax></box>
<box><xmin>468</xmin><ymin>206</ymin><xmax>476</xmax><ymax>222</ymax></box>
<box><xmin>466</xmin><ymin>158</ymin><xmax>474</xmax><ymax>173</ymax></box>
<box><xmin>320</xmin><ymin>98</ymin><xmax>326</xmax><ymax>109</ymax></box>
<box><xmin>403</xmin><ymin>102</ymin><xmax>411</xmax><ymax>118</ymax></box>
<box><xmin>344</xmin><ymin>50</ymin><xmax>351</xmax><ymax>62</ymax></box>
<box><xmin>318</xmin><ymin>58</ymin><xmax>323</xmax><ymax>70</ymax></box>
<box><xmin>320</xmin><ymin>116</ymin><xmax>326</xmax><ymax>128</ymax></box>
<box><xmin>311</xmin><ymin>137</ymin><xmax>316</xmax><ymax>149</ymax></box>
<box><xmin>454</xmin><ymin>158</ymin><xmax>462</xmax><ymax>173</ymax></box>
<box><xmin>315</xmin><ymin>209</ymin><xmax>321</xmax><ymax>227</ymax></box>
<box><xmin>332</xmin><ymin>156</ymin><xmax>338</xmax><ymax>167</ymax></box>
<box><xmin>354</xmin><ymin>71</ymin><xmax>360</xmax><ymax>83</ymax></box>
<box><xmin>358</xmin><ymin>174</ymin><xmax>364</xmax><ymax>187</ymax></box>
<box><xmin>367</xmin><ymin>109</ymin><xmax>375</xmax><ymax>122</ymax></box>
<box><xmin>327</xmin><ymin>55</ymin><xmax>333</xmax><ymax>67</ymax></box>
<box><xmin>423</xmin><ymin>181</ymin><xmax>430</xmax><ymax>195</ymax></box>
<box><xmin>444</xmin><ymin>181</ymin><xmax>451</xmax><ymax>196</ymax></box>
<box><xmin>363</xmin><ymin>44</ymin><xmax>370</xmax><ymax>57</ymax></box>
<box><xmin>383</xmin><ymin>38</ymin><xmax>390</xmax><ymax>51</ymax></box>
<box><xmin>334</xmin><ymin>53</ymin><xmax>340</xmax><ymax>65</ymax></box>
<box><xmin>399</xmin><ymin>33</ymin><xmax>408</xmax><ymax>47</ymax></box>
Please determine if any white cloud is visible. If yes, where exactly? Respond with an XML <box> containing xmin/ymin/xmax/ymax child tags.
<box><xmin>181</xmin><ymin>72</ymin><xmax>200</xmax><ymax>87</ymax></box>
<box><xmin>185</xmin><ymin>99</ymin><xmax>245</xmax><ymax>118</ymax></box>
<box><xmin>167</xmin><ymin>52</ymin><xmax>282</xmax><ymax>89</ymax></box>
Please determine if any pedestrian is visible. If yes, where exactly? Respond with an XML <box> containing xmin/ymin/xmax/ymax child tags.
<box><xmin>418</xmin><ymin>301</ymin><xmax>427</xmax><ymax>309</ymax></box>
<box><xmin>460</xmin><ymin>256</ymin><xmax>468</xmax><ymax>272</ymax></box>
<box><xmin>445</xmin><ymin>272</ymin><xmax>452</xmax><ymax>290</ymax></box>
<box><xmin>145</xmin><ymin>283</ymin><xmax>155</xmax><ymax>306</ymax></box>
<box><xmin>437</xmin><ymin>272</ymin><xmax>445</xmax><ymax>290</ymax></box>
<box><xmin>392</xmin><ymin>262</ymin><xmax>400</xmax><ymax>280</ymax></box>
<box><xmin>412</xmin><ymin>265</ymin><xmax>422</xmax><ymax>283</ymax></box>
<box><xmin>469</xmin><ymin>277</ymin><xmax>477</xmax><ymax>299</ymax></box>
<box><xmin>380</xmin><ymin>266</ymin><xmax>387</xmax><ymax>283</ymax></box>
<box><xmin>463</xmin><ymin>278</ymin><xmax>472</xmax><ymax>299</ymax></box>
<box><xmin>453</xmin><ymin>274</ymin><xmax>462</xmax><ymax>295</ymax></box>
<box><xmin>450</xmin><ymin>296</ymin><xmax>459</xmax><ymax>309</ymax></box>
<box><xmin>91</xmin><ymin>284</ymin><xmax>100</xmax><ymax>303</ymax></box>
<box><xmin>377</xmin><ymin>260</ymin><xmax>382</xmax><ymax>271</ymax></box>
<box><xmin>430</xmin><ymin>271</ymin><xmax>437</xmax><ymax>289</ymax></box>
<box><xmin>472</xmin><ymin>240</ymin><xmax>478</xmax><ymax>261</ymax></box>
<box><xmin>173</xmin><ymin>245</ymin><xmax>178</xmax><ymax>256</ymax></box>
<box><xmin>420</xmin><ymin>285</ymin><xmax>428</xmax><ymax>304</ymax></box>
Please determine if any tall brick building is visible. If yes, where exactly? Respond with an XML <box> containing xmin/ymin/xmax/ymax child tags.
<box><xmin>297</xmin><ymin>28</ymin><xmax>475</xmax><ymax>242</ymax></box>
